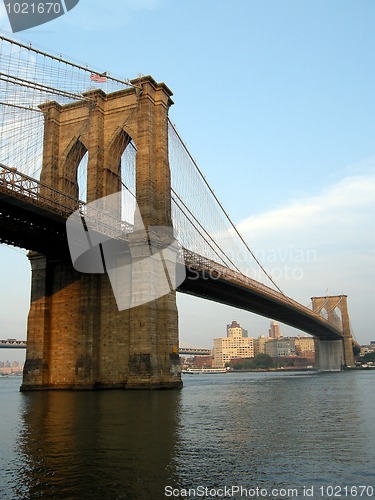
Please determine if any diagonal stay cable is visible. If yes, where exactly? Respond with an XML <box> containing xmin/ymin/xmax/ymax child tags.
<box><xmin>0</xmin><ymin>73</ymin><xmax>91</xmax><ymax>102</ymax></box>
<box><xmin>168</xmin><ymin>119</ymin><xmax>286</xmax><ymax>296</ymax></box>
<box><xmin>171</xmin><ymin>195</ymin><xmax>232</xmax><ymax>269</ymax></box>
<box><xmin>171</xmin><ymin>187</ymin><xmax>243</xmax><ymax>274</ymax></box>
<box><xmin>0</xmin><ymin>101</ymin><xmax>43</xmax><ymax>112</ymax></box>
<box><xmin>119</xmin><ymin>175</ymin><xmax>230</xmax><ymax>268</ymax></box>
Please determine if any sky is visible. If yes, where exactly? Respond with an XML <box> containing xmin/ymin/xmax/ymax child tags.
<box><xmin>0</xmin><ymin>0</ymin><xmax>374</xmax><ymax>363</ymax></box>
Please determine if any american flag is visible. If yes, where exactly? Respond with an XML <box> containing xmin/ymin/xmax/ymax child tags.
<box><xmin>90</xmin><ymin>72</ymin><xmax>107</xmax><ymax>83</ymax></box>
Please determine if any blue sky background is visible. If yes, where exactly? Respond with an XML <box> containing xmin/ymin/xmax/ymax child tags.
<box><xmin>1</xmin><ymin>0</ymin><xmax>374</xmax><ymax>362</ymax></box>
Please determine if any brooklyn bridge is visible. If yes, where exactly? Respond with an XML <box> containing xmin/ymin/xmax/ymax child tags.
<box><xmin>0</xmin><ymin>34</ymin><xmax>356</xmax><ymax>390</ymax></box>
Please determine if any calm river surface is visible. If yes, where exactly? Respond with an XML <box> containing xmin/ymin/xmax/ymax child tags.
<box><xmin>0</xmin><ymin>371</ymin><xmax>374</xmax><ymax>499</ymax></box>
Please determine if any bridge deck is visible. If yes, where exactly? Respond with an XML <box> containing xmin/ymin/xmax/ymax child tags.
<box><xmin>0</xmin><ymin>164</ymin><xmax>343</xmax><ymax>342</ymax></box>
<box><xmin>180</xmin><ymin>251</ymin><xmax>342</xmax><ymax>340</ymax></box>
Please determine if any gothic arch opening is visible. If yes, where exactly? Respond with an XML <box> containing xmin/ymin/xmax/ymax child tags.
<box><xmin>77</xmin><ymin>151</ymin><xmax>88</xmax><ymax>202</ymax></box>
<box><xmin>319</xmin><ymin>307</ymin><xmax>328</xmax><ymax>320</ymax></box>
<box><xmin>333</xmin><ymin>306</ymin><xmax>343</xmax><ymax>330</ymax></box>
<box><xmin>106</xmin><ymin>129</ymin><xmax>136</xmax><ymax>225</ymax></box>
<box><xmin>63</xmin><ymin>139</ymin><xmax>88</xmax><ymax>201</ymax></box>
<box><xmin>120</xmin><ymin>139</ymin><xmax>136</xmax><ymax>226</ymax></box>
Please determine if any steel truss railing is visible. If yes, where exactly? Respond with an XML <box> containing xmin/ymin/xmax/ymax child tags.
<box><xmin>0</xmin><ymin>163</ymin><xmax>82</xmax><ymax>216</ymax></box>
<box><xmin>0</xmin><ymin>164</ymin><xmax>132</xmax><ymax>238</ymax></box>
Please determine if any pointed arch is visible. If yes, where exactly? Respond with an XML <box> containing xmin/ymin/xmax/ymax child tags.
<box><xmin>106</xmin><ymin>128</ymin><xmax>136</xmax><ymax>224</ymax></box>
<box><xmin>61</xmin><ymin>138</ymin><xmax>88</xmax><ymax>201</ymax></box>
<box><xmin>319</xmin><ymin>307</ymin><xmax>328</xmax><ymax>320</ymax></box>
<box><xmin>333</xmin><ymin>307</ymin><xmax>343</xmax><ymax>331</ymax></box>
<box><xmin>107</xmin><ymin>129</ymin><xmax>132</xmax><ymax>173</ymax></box>
<box><xmin>77</xmin><ymin>151</ymin><xmax>89</xmax><ymax>202</ymax></box>
<box><xmin>105</xmin><ymin>129</ymin><xmax>132</xmax><ymax>196</ymax></box>
<box><xmin>120</xmin><ymin>138</ymin><xmax>137</xmax><ymax>225</ymax></box>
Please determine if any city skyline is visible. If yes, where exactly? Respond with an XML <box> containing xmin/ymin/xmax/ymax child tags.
<box><xmin>0</xmin><ymin>1</ymin><xmax>374</xmax><ymax>352</ymax></box>
<box><xmin>0</xmin><ymin>316</ymin><xmax>366</xmax><ymax>365</ymax></box>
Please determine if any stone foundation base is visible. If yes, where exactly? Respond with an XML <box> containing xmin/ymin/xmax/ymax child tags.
<box><xmin>20</xmin><ymin>380</ymin><xmax>183</xmax><ymax>391</ymax></box>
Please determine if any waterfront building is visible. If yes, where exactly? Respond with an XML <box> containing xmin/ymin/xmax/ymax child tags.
<box><xmin>254</xmin><ymin>335</ymin><xmax>268</xmax><ymax>355</ymax></box>
<box><xmin>265</xmin><ymin>337</ymin><xmax>297</xmax><ymax>357</ymax></box>
<box><xmin>294</xmin><ymin>336</ymin><xmax>315</xmax><ymax>360</ymax></box>
<box><xmin>213</xmin><ymin>321</ymin><xmax>254</xmax><ymax>368</ymax></box>
<box><xmin>360</xmin><ymin>344</ymin><xmax>375</xmax><ymax>357</ymax></box>
<box><xmin>227</xmin><ymin>320</ymin><xmax>247</xmax><ymax>338</ymax></box>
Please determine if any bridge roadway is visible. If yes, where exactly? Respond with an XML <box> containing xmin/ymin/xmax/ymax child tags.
<box><xmin>0</xmin><ymin>165</ymin><xmax>343</xmax><ymax>342</ymax></box>
<box><xmin>0</xmin><ymin>339</ymin><xmax>27</xmax><ymax>348</ymax></box>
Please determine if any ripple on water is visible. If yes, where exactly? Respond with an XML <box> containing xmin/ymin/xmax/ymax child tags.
<box><xmin>0</xmin><ymin>372</ymin><xmax>374</xmax><ymax>499</ymax></box>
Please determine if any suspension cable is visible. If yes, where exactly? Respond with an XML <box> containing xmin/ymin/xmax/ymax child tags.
<box><xmin>0</xmin><ymin>101</ymin><xmax>43</xmax><ymax>112</ymax></box>
<box><xmin>171</xmin><ymin>187</ymin><xmax>244</xmax><ymax>274</ymax></box>
<box><xmin>168</xmin><ymin>119</ymin><xmax>285</xmax><ymax>295</ymax></box>
<box><xmin>0</xmin><ymin>73</ymin><xmax>91</xmax><ymax>102</ymax></box>
<box><xmin>0</xmin><ymin>33</ymin><xmax>140</xmax><ymax>89</ymax></box>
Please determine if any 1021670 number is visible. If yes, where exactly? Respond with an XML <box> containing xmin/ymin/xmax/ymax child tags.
<box><xmin>319</xmin><ymin>486</ymin><xmax>374</xmax><ymax>497</ymax></box>
<box><xmin>5</xmin><ymin>3</ymin><xmax>61</xmax><ymax>14</ymax></box>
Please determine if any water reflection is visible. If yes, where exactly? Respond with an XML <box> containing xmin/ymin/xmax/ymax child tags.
<box><xmin>16</xmin><ymin>390</ymin><xmax>182</xmax><ymax>499</ymax></box>
<box><xmin>175</xmin><ymin>372</ymin><xmax>371</xmax><ymax>490</ymax></box>
<box><xmin>2</xmin><ymin>372</ymin><xmax>375</xmax><ymax>499</ymax></box>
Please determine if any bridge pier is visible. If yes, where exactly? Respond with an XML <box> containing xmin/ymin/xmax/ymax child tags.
<box><xmin>316</xmin><ymin>339</ymin><xmax>343</xmax><ymax>371</ymax></box>
<box><xmin>21</xmin><ymin>76</ymin><xmax>182</xmax><ymax>391</ymax></box>
<box><xmin>21</xmin><ymin>252</ymin><xmax>182</xmax><ymax>391</ymax></box>
<box><xmin>312</xmin><ymin>295</ymin><xmax>355</xmax><ymax>370</ymax></box>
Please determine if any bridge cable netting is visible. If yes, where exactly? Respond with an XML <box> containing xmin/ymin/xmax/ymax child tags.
<box><xmin>0</xmin><ymin>33</ymin><xmax>133</xmax><ymax>180</ymax></box>
<box><xmin>0</xmin><ymin>33</ymin><xmax>325</xmax><ymax>306</ymax></box>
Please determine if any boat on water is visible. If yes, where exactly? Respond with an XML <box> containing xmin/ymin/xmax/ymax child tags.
<box><xmin>182</xmin><ymin>368</ymin><xmax>228</xmax><ymax>374</ymax></box>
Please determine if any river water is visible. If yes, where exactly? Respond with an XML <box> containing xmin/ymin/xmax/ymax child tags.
<box><xmin>0</xmin><ymin>371</ymin><xmax>374</xmax><ymax>499</ymax></box>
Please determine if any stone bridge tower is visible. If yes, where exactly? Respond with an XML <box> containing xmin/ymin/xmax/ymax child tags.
<box><xmin>311</xmin><ymin>295</ymin><xmax>355</xmax><ymax>369</ymax></box>
<box><xmin>21</xmin><ymin>76</ymin><xmax>182</xmax><ymax>390</ymax></box>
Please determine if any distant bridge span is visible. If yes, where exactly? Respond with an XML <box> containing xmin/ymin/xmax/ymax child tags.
<box><xmin>0</xmin><ymin>340</ymin><xmax>212</xmax><ymax>355</ymax></box>
<box><xmin>178</xmin><ymin>347</ymin><xmax>211</xmax><ymax>356</ymax></box>
<box><xmin>0</xmin><ymin>339</ymin><xmax>27</xmax><ymax>349</ymax></box>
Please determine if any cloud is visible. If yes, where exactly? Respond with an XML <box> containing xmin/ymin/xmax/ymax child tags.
<box><xmin>231</xmin><ymin>166</ymin><xmax>375</xmax><ymax>342</ymax></box>
<box><xmin>237</xmin><ymin>168</ymin><xmax>375</xmax><ymax>252</ymax></box>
